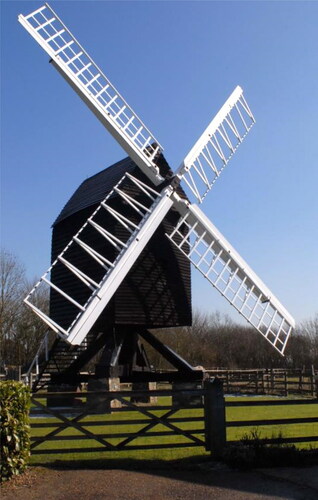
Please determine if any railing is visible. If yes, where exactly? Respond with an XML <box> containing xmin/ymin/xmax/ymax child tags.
<box><xmin>226</xmin><ymin>397</ymin><xmax>318</xmax><ymax>447</ymax></box>
<box><xmin>29</xmin><ymin>378</ymin><xmax>318</xmax><ymax>459</ymax></box>
<box><xmin>206</xmin><ymin>368</ymin><xmax>318</xmax><ymax>397</ymax></box>
<box><xmin>23</xmin><ymin>331</ymin><xmax>50</xmax><ymax>386</ymax></box>
<box><xmin>29</xmin><ymin>381</ymin><xmax>222</xmax><ymax>456</ymax></box>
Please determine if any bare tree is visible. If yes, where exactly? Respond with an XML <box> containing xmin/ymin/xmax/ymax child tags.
<box><xmin>0</xmin><ymin>249</ymin><xmax>26</xmax><ymax>366</ymax></box>
<box><xmin>286</xmin><ymin>315</ymin><xmax>318</xmax><ymax>368</ymax></box>
<box><xmin>146</xmin><ymin>310</ymin><xmax>304</xmax><ymax>370</ymax></box>
<box><xmin>0</xmin><ymin>249</ymin><xmax>49</xmax><ymax>368</ymax></box>
<box><xmin>1</xmin><ymin>248</ymin><xmax>316</xmax><ymax>372</ymax></box>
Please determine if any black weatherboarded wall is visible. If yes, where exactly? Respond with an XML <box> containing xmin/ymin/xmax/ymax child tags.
<box><xmin>50</xmin><ymin>154</ymin><xmax>192</xmax><ymax>333</ymax></box>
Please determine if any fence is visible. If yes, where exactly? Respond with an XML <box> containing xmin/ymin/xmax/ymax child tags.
<box><xmin>226</xmin><ymin>398</ymin><xmax>318</xmax><ymax>447</ymax></box>
<box><xmin>29</xmin><ymin>379</ymin><xmax>224</xmax><ymax>457</ymax></box>
<box><xmin>206</xmin><ymin>368</ymin><xmax>318</xmax><ymax>397</ymax></box>
<box><xmin>29</xmin><ymin>378</ymin><xmax>318</xmax><ymax>459</ymax></box>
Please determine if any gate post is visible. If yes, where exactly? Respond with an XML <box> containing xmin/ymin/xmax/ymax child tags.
<box><xmin>204</xmin><ymin>377</ymin><xmax>226</xmax><ymax>458</ymax></box>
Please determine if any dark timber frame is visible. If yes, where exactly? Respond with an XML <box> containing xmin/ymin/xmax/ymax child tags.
<box><xmin>30</xmin><ymin>154</ymin><xmax>195</xmax><ymax>392</ymax></box>
<box><xmin>35</xmin><ymin>327</ymin><xmax>204</xmax><ymax>390</ymax></box>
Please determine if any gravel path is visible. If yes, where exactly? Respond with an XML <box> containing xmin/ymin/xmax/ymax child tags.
<box><xmin>1</xmin><ymin>465</ymin><xmax>318</xmax><ymax>500</ymax></box>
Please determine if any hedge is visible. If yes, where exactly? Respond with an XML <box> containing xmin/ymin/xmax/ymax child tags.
<box><xmin>0</xmin><ymin>381</ymin><xmax>31</xmax><ymax>481</ymax></box>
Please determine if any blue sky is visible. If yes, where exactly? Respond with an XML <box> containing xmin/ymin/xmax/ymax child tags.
<box><xmin>1</xmin><ymin>1</ymin><xmax>317</xmax><ymax>325</ymax></box>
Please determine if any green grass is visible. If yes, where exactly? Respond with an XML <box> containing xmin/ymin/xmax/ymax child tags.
<box><xmin>29</xmin><ymin>395</ymin><xmax>318</xmax><ymax>465</ymax></box>
<box><xmin>226</xmin><ymin>396</ymin><xmax>318</xmax><ymax>448</ymax></box>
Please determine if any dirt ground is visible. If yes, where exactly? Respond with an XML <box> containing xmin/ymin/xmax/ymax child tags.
<box><xmin>1</xmin><ymin>464</ymin><xmax>318</xmax><ymax>500</ymax></box>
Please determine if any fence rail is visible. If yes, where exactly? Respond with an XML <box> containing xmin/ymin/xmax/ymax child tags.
<box><xmin>225</xmin><ymin>397</ymin><xmax>318</xmax><ymax>447</ymax></box>
<box><xmin>29</xmin><ymin>384</ymin><xmax>213</xmax><ymax>456</ymax></box>
<box><xmin>206</xmin><ymin>368</ymin><xmax>318</xmax><ymax>397</ymax></box>
<box><xmin>29</xmin><ymin>379</ymin><xmax>318</xmax><ymax>458</ymax></box>
<box><xmin>3</xmin><ymin>366</ymin><xmax>317</xmax><ymax>397</ymax></box>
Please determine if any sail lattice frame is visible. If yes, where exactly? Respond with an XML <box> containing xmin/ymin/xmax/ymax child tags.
<box><xmin>19</xmin><ymin>3</ymin><xmax>295</xmax><ymax>356</ymax></box>
<box><xmin>25</xmin><ymin>173</ymin><xmax>174</xmax><ymax>345</ymax></box>
<box><xmin>177</xmin><ymin>86</ymin><xmax>255</xmax><ymax>203</ymax></box>
<box><xmin>18</xmin><ymin>4</ymin><xmax>164</xmax><ymax>184</ymax></box>
<box><xmin>167</xmin><ymin>202</ymin><xmax>294</xmax><ymax>355</ymax></box>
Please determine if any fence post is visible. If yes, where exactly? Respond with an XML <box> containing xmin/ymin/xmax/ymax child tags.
<box><xmin>299</xmin><ymin>369</ymin><xmax>303</xmax><ymax>394</ymax></box>
<box><xmin>271</xmin><ymin>369</ymin><xmax>274</xmax><ymax>394</ymax></box>
<box><xmin>311</xmin><ymin>365</ymin><xmax>316</xmax><ymax>398</ymax></box>
<box><xmin>261</xmin><ymin>370</ymin><xmax>265</xmax><ymax>394</ymax></box>
<box><xmin>204</xmin><ymin>378</ymin><xmax>226</xmax><ymax>458</ymax></box>
<box><xmin>284</xmin><ymin>371</ymin><xmax>288</xmax><ymax>397</ymax></box>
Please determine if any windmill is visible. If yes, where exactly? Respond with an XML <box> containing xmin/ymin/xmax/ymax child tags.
<box><xmin>19</xmin><ymin>4</ymin><xmax>295</xmax><ymax>394</ymax></box>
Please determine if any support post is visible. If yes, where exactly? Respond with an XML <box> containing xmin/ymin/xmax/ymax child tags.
<box><xmin>271</xmin><ymin>369</ymin><xmax>274</xmax><ymax>394</ymax></box>
<box><xmin>204</xmin><ymin>377</ymin><xmax>226</xmax><ymax>458</ymax></box>
<box><xmin>226</xmin><ymin>371</ymin><xmax>229</xmax><ymax>393</ymax></box>
<box><xmin>284</xmin><ymin>370</ymin><xmax>288</xmax><ymax>397</ymax></box>
<box><xmin>311</xmin><ymin>365</ymin><xmax>316</xmax><ymax>398</ymax></box>
<box><xmin>299</xmin><ymin>369</ymin><xmax>303</xmax><ymax>394</ymax></box>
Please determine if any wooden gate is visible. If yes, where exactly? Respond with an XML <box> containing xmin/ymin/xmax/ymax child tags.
<box><xmin>30</xmin><ymin>379</ymin><xmax>225</xmax><ymax>457</ymax></box>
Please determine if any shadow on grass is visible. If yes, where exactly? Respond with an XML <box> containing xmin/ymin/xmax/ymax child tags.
<box><xmin>31</xmin><ymin>446</ymin><xmax>318</xmax><ymax>471</ymax></box>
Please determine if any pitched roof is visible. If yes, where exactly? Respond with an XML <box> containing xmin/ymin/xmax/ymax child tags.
<box><xmin>53</xmin><ymin>157</ymin><xmax>147</xmax><ymax>226</ymax></box>
<box><xmin>53</xmin><ymin>152</ymin><xmax>181</xmax><ymax>226</ymax></box>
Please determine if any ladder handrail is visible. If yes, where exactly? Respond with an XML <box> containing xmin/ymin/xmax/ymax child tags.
<box><xmin>24</xmin><ymin>330</ymin><xmax>50</xmax><ymax>385</ymax></box>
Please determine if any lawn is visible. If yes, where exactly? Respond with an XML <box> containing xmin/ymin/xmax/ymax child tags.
<box><xmin>29</xmin><ymin>394</ymin><xmax>318</xmax><ymax>465</ymax></box>
<box><xmin>226</xmin><ymin>396</ymin><xmax>318</xmax><ymax>446</ymax></box>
